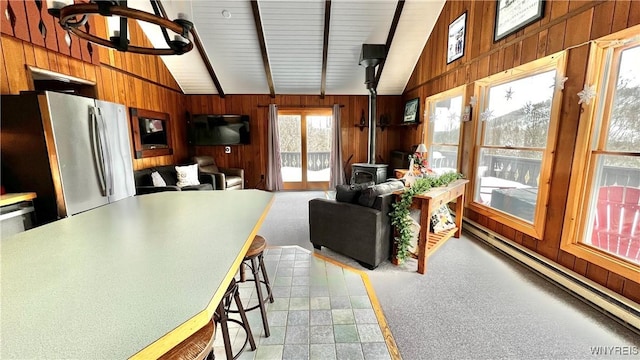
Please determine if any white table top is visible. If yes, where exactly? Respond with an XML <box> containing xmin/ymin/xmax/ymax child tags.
<box><xmin>1</xmin><ymin>190</ymin><xmax>274</xmax><ymax>359</ymax></box>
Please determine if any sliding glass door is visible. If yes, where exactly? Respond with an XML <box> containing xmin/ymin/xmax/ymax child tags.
<box><xmin>278</xmin><ymin>109</ymin><xmax>332</xmax><ymax>190</ymax></box>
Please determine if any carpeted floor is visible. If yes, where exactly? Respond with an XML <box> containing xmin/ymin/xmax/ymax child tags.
<box><xmin>260</xmin><ymin>191</ymin><xmax>325</xmax><ymax>251</ymax></box>
<box><xmin>256</xmin><ymin>190</ymin><xmax>640</xmax><ymax>360</ymax></box>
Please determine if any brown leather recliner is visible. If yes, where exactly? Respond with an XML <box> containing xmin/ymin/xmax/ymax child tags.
<box><xmin>192</xmin><ymin>155</ymin><xmax>244</xmax><ymax>190</ymax></box>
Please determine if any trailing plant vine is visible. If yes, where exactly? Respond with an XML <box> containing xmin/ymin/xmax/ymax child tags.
<box><xmin>390</xmin><ymin>172</ymin><xmax>464</xmax><ymax>264</ymax></box>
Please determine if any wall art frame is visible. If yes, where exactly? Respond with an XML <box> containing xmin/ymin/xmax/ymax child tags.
<box><xmin>494</xmin><ymin>0</ymin><xmax>545</xmax><ymax>42</ymax></box>
<box><xmin>447</xmin><ymin>11</ymin><xmax>467</xmax><ymax>64</ymax></box>
<box><xmin>403</xmin><ymin>98</ymin><xmax>420</xmax><ymax>124</ymax></box>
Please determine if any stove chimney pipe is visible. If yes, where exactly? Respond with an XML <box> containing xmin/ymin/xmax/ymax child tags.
<box><xmin>367</xmin><ymin>88</ymin><xmax>377</xmax><ymax>164</ymax></box>
<box><xmin>359</xmin><ymin>44</ymin><xmax>386</xmax><ymax>164</ymax></box>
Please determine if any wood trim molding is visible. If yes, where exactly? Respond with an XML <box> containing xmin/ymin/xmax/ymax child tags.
<box><xmin>129</xmin><ymin>107</ymin><xmax>173</xmax><ymax>159</ymax></box>
<box><xmin>560</xmin><ymin>242</ymin><xmax>640</xmax><ymax>282</ymax></box>
<box><xmin>560</xmin><ymin>27</ymin><xmax>640</xmax><ymax>283</ymax></box>
<box><xmin>423</xmin><ymin>84</ymin><xmax>467</xmax><ymax>172</ymax></box>
<box><xmin>466</xmin><ymin>52</ymin><xmax>568</xmax><ymax>240</ymax></box>
<box><xmin>313</xmin><ymin>252</ymin><xmax>402</xmax><ymax>360</ymax></box>
<box><xmin>100</xmin><ymin>62</ymin><xmax>183</xmax><ymax>94</ymax></box>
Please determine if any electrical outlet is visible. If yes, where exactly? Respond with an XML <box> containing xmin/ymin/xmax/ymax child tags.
<box><xmin>224</xmin><ymin>146</ymin><xmax>231</xmax><ymax>154</ymax></box>
<box><xmin>260</xmin><ymin>174</ymin><xmax>265</xmax><ymax>180</ymax></box>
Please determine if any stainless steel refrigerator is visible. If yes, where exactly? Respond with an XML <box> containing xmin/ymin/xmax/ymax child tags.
<box><xmin>1</xmin><ymin>91</ymin><xmax>135</xmax><ymax>225</ymax></box>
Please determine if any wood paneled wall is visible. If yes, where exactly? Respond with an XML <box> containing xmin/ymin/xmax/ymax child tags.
<box><xmin>0</xmin><ymin>1</ymin><xmax>186</xmax><ymax>170</ymax></box>
<box><xmin>1</xmin><ymin>0</ymin><xmax>406</xmax><ymax>182</ymax></box>
<box><xmin>398</xmin><ymin>0</ymin><xmax>640</xmax><ymax>302</ymax></box>
<box><xmin>186</xmin><ymin>94</ymin><xmax>403</xmax><ymax>189</ymax></box>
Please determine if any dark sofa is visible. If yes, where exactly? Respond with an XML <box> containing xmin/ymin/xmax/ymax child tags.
<box><xmin>309</xmin><ymin>180</ymin><xmax>405</xmax><ymax>269</ymax></box>
<box><xmin>133</xmin><ymin>165</ymin><xmax>216</xmax><ymax>195</ymax></box>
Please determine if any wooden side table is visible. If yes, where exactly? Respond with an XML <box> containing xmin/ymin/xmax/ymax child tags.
<box><xmin>392</xmin><ymin>179</ymin><xmax>468</xmax><ymax>274</ymax></box>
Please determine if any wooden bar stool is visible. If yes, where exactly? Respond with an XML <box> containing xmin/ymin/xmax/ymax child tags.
<box><xmin>215</xmin><ymin>278</ymin><xmax>256</xmax><ymax>360</ymax></box>
<box><xmin>237</xmin><ymin>235</ymin><xmax>274</xmax><ymax>337</ymax></box>
<box><xmin>159</xmin><ymin>319</ymin><xmax>215</xmax><ymax>360</ymax></box>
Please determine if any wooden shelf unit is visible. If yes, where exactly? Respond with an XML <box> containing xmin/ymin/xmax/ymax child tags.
<box><xmin>392</xmin><ymin>179</ymin><xmax>469</xmax><ymax>274</ymax></box>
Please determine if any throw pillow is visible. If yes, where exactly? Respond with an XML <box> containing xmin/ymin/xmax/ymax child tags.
<box><xmin>430</xmin><ymin>205</ymin><xmax>456</xmax><ymax>233</ymax></box>
<box><xmin>335</xmin><ymin>185</ymin><xmax>358</xmax><ymax>203</ymax></box>
<box><xmin>335</xmin><ymin>181</ymin><xmax>374</xmax><ymax>203</ymax></box>
<box><xmin>407</xmin><ymin>213</ymin><xmax>421</xmax><ymax>254</ymax></box>
<box><xmin>350</xmin><ymin>181</ymin><xmax>374</xmax><ymax>191</ymax></box>
<box><xmin>357</xmin><ymin>180</ymin><xmax>405</xmax><ymax>208</ymax></box>
<box><xmin>175</xmin><ymin>164</ymin><xmax>200</xmax><ymax>187</ymax></box>
<box><xmin>151</xmin><ymin>171</ymin><xmax>167</xmax><ymax>187</ymax></box>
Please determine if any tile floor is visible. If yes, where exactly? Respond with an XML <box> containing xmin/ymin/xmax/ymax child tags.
<box><xmin>212</xmin><ymin>246</ymin><xmax>392</xmax><ymax>360</ymax></box>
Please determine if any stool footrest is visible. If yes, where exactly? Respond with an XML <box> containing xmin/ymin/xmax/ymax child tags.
<box><xmin>229</xmin><ymin>278</ymin><xmax>273</xmax><ymax>313</ymax></box>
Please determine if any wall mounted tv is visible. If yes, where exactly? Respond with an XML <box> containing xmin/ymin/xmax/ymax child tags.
<box><xmin>189</xmin><ymin>114</ymin><xmax>250</xmax><ymax>145</ymax></box>
<box><xmin>138</xmin><ymin>117</ymin><xmax>169</xmax><ymax>149</ymax></box>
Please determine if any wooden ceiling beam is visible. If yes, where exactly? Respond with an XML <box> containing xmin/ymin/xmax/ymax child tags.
<box><xmin>190</xmin><ymin>29</ymin><xmax>225</xmax><ymax>97</ymax></box>
<box><xmin>374</xmin><ymin>0</ymin><xmax>404</xmax><ymax>88</ymax></box>
<box><xmin>251</xmin><ymin>1</ymin><xmax>276</xmax><ymax>98</ymax></box>
<box><xmin>320</xmin><ymin>0</ymin><xmax>331</xmax><ymax>99</ymax></box>
<box><xmin>156</xmin><ymin>0</ymin><xmax>225</xmax><ymax>97</ymax></box>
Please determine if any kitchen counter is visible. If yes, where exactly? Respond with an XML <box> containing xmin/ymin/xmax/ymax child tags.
<box><xmin>0</xmin><ymin>192</ymin><xmax>37</xmax><ymax>207</ymax></box>
<box><xmin>1</xmin><ymin>190</ymin><xmax>273</xmax><ymax>359</ymax></box>
<box><xmin>0</xmin><ymin>192</ymin><xmax>37</xmax><ymax>238</ymax></box>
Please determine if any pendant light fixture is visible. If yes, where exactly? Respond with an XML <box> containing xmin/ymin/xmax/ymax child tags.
<box><xmin>47</xmin><ymin>0</ymin><xmax>194</xmax><ymax>55</ymax></box>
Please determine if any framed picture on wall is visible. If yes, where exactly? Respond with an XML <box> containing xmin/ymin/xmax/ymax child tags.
<box><xmin>403</xmin><ymin>98</ymin><xmax>420</xmax><ymax>123</ymax></box>
<box><xmin>447</xmin><ymin>12</ymin><xmax>467</xmax><ymax>64</ymax></box>
<box><xmin>494</xmin><ymin>0</ymin><xmax>545</xmax><ymax>42</ymax></box>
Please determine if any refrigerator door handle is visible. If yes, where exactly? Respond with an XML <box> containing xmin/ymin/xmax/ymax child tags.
<box><xmin>89</xmin><ymin>107</ymin><xmax>108</xmax><ymax>197</ymax></box>
<box><xmin>96</xmin><ymin>108</ymin><xmax>115</xmax><ymax>196</ymax></box>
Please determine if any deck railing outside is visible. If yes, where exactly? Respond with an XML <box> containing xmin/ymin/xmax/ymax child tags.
<box><xmin>479</xmin><ymin>155</ymin><xmax>639</xmax><ymax>188</ymax></box>
<box><xmin>281</xmin><ymin>152</ymin><xmax>330</xmax><ymax>172</ymax></box>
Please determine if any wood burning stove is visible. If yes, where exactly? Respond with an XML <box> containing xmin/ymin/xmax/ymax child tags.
<box><xmin>351</xmin><ymin>163</ymin><xmax>388</xmax><ymax>184</ymax></box>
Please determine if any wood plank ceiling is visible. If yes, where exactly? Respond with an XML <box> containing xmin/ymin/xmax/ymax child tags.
<box><xmin>133</xmin><ymin>0</ymin><xmax>445</xmax><ymax>96</ymax></box>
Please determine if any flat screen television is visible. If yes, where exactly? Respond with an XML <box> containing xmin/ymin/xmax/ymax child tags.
<box><xmin>189</xmin><ymin>114</ymin><xmax>250</xmax><ymax>145</ymax></box>
<box><xmin>138</xmin><ymin>117</ymin><xmax>169</xmax><ymax>149</ymax></box>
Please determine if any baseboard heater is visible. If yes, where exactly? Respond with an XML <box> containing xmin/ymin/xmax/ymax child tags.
<box><xmin>462</xmin><ymin>217</ymin><xmax>640</xmax><ymax>334</ymax></box>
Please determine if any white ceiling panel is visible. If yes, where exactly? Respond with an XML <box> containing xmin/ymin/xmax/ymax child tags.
<box><xmin>191</xmin><ymin>0</ymin><xmax>269</xmax><ymax>94</ymax></box>
<box><xmin>129</xmin><ymin>0</ymin><xmax>217</xmax><ymax>94</ymax></box>
<box><xmin>128</xmin><ymin>0</ymin><xmax>445</xmax><ymax>96</ymax></box>
<box><xmin>377</xmin><ymin>0</ymin><xmax>446</xmax><ymax>95</ymax></box>
<box><xmin>259</xmin><ymin>0</ymin><xmax>325</xmax><ymax>94</ymax></box>
<box><xmin>326</xmin><ymin>1</ymin><xmax>397</xmax><ymax>95</ymax></box>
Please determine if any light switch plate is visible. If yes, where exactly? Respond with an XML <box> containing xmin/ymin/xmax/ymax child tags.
<box><xmin>224</xmin><ymin>146</ymin><xmax>231</xmax><ymax>154</ymax></box>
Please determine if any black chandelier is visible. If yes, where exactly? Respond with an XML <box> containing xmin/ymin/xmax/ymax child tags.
<box><xmin>47</xmin><ymin>0</ymin><xmax>194</xmax><ymax>55</ymax></box>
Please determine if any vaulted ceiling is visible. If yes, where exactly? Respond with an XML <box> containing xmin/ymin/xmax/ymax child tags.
<box><xmin>131</xmin><ymin>0</ymin><xmax>445</xmax><ymax>96</ymax></box>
